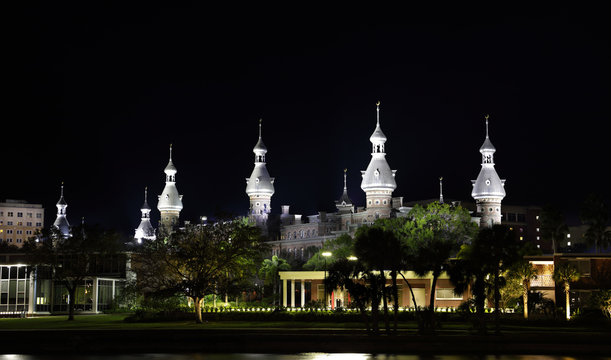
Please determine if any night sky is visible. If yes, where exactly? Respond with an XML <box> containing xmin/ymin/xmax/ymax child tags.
<box><xmin>6</xmin><ymin>5</ymin><xmax>610</xmax><ymax>236</ymax></box>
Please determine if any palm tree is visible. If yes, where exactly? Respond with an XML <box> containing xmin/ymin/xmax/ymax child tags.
<box><xmin>540</xmin><ymin>204</ymin><xmax>568</xmax><ymax>254</ymax></box>
<box><xmin>508</xmin><ymin>261</ymin><xmax>538</xmax><ymax>319</ymax></box>
<box><xmin>258</xmin><ymin>255</ymin><xmax>290</xmax><ymax>306</ymax></box>
<box><xmin>580</xmin><ymin>194</ymin><xmax>611</xmax><ymax>253</ymax></box>
<box><xmin>553</xmin><ymin>263</ymin><xmax>580</xmax><ymax>320</ymax></box>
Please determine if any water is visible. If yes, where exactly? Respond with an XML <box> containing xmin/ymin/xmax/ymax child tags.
<box><xmin>0</xmin><ymin>355</ymin><xmax>608</xmax><ymax>360</ymax></box>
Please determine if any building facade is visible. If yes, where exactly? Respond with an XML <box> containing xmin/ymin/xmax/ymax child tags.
<box><xmin>0</xmin><ymin>200</ymin><xmax>44</xmax><ymax>247</ymax></box>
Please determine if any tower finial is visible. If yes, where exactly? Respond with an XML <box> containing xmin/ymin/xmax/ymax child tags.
<box><xmin>343</xmin><ymin>168</ymin><xmax>348</xmax><ymax>190</ymax></box>
<box><xmin>61</xmin><ymin>181</ymin><xmax>64</xmax><ymax>196</ymax></box>
<box><xmin>169</xmin><ymin>143</ymin><xmax>173</xmax><ymax>160</ymax></box>
<box><xmin>259</xmin><ymin>118</ymin><xmax>262</xmax><ymax>138</ymax></box>
<box><xmin>485</xmin><ymin>114</ymin><xmax>490</xmax><ymax>138</ymax></box>
<box><xmin>439</xmin><ymin>176</ymin><xmax>444</xmax><ymax>204</ymax></box>
<box><xmin>144</xmin><ymin>186</ymin><xmax>148</xmax><ymax>199</ymax></box>
<box><xmin>376</xmin><ymin>101</ymin><xmax>381</xmax><ymax>125</ymax></box>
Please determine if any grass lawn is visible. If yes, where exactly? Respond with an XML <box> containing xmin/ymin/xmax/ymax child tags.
<box><xmin>1</xmin><ymin>313</ymin><xmax>608</xmax><ymax>335</ymax></box>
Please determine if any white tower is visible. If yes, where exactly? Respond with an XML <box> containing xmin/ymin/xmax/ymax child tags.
<box><xmin>157</xmin><ymin>144</ymin><xmax>183</xmax><ymax>232</ymax></box>
<box><xmin>361</xmin><ymin>101</ymin><xmax>397</xmax><ymax>219</ymax></box>
<box><xmin>135</xmin><ymin>187</ymin><xmax>156</xmax><ymax>243</ymax></box>
<box><xmin>335</xmin><ymin>169</ymin><xmax>354</xmax><ymax>214</ymax></box>
<box><xmin>246</xmin><ymin>119</ymin><xmax>275</xmax><ymax>231</ymax></box>
<box><xmin>471</xmin><ymin>115</ymin><xmax>506</xmax><ymax>227</ymax></box>
<box><xmin>53</xmin><ymin>182</ymin><xmax>70</xmax><ymax>238</ymax></box>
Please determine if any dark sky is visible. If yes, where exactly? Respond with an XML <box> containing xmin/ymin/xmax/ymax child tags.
<box><xmin>6</xmin><ymin>4</ymin><xmax>610</xmax><ymax>235</ymax></box>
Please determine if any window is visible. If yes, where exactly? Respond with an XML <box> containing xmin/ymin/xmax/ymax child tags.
<box><xmin>436</xmin><ymin>288</ymin><xmax>462</xmax><ymax>300</ymax></box>
<box><xmin>17</xmin><ymin>222</ymin><xmax>22</xmax><ymax>226</ymax></box>
<box><xmin>507</xmin><ymin>213</ymin><xmax>516</xmax><ymax>222</ymax></box>
<box><xmin>26</xmin><ymin>222</ymin><xmax>32</xmax><ymax>227</ymax></box>
<box><xmin>36</xmin><ymin>213</ymin><xmax>42</xmax><ymax>219</ymax></box>
<box><xmin>517</xmin><ymin>214</ymin><xmax>526</xmax><ymax>222</ymax></box>
<box><xmin>6</xmin><ymin>230</ymin><xmax>13</xmax><ymax>235</ymax></box>
<box><xmin>7</xmin><ymin>221</ymin><xmax>12</xmax><ymax>226</ymax></box>
<box><xmin>16</xmin><ymin>230</ymin><xmax>23</xmax><ymax>235</ymax></box>
<box><xmin>26</xmin><ymin>230</ymin><xmax>32</xmax><ymax>235</ymax></box>
<box><xmin>17</xmin><ymin>213</ymin><xmax>23</xmax><ymax>218</ymax></box>
<box><xmin>17</xmin><ymin>239</ymin><xmax>22</xmax><ymax>243</ymax></box>
<box><xmin>7</xmin><ymin>212</ymin><xmax>13</xmax><ymax>217</ymax></box>
<box><xmin>27</xmin><ymin>213</ymin><xmax>32</xmax><ymax>218</ymax></box>
<box><xmin>36</xmin><ymin>222</ymin><xmax>42</xmax><ymax>227</ymax></box>
<box><xmin>7</xmin><ymin>239</ymin><xmax>12</xmax><ymax>243</ymax></box>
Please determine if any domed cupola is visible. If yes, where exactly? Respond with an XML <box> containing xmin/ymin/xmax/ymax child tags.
<box><xmin>135</xmin><ymin>187</ymin><xmax>156</xmax><ymax>243</ymax></box>
<box><xmin>361</xmin><ymin>101</ymin><xmax>397</xmax><ymax>218</ymax></box>
<box><xmin>245</xmin><ymin>119</ymin><xmax>275</xmax><ymax>232</ymax></box>
<box><xmin>53</xmin><ymin>182</ymin><xmax>71</xmax><ymax>238</ymax></box>
<box><xmin>471</xmin><ymin>115</ymin><xmax>506</xmax><ymax>227</ymax></box>
<box><xmin>157</xmin><ymin>144</ymin><xmax>183</xmax><ymax>231</ymax></box>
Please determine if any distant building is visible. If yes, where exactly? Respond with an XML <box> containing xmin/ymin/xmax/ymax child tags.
<box><xmin>0</xmin><ymin>199</ymin><xmax>44</xmax><ymax>247</ymax></box>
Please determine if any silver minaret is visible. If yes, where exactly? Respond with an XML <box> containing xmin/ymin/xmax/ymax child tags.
<box><xmin>157</xmin><ymin>144</ymin><xmax>183</xmax><ymax>232</ymax></box>
<box><xmin>53</xmin><ymin>182</ymin><xmax>71</xmax><ymax>238</ymax></box>
<box><xmin>135</xmin><ymin>187</ymin><xmax>156</xmax><ymax>243</ymax></box>
<box><xmin>246</xmin><ymin>119</ymin><xmax>275</xmax><ymax>233</ymax></box>
<box><xmin>361</xmin><ymin>101</ymin><xmax>397</xmax><ymax>219</ymax></box>
<box><xmin>471</xmin><ymin>115</ymin><xmax>506</xmax><ymax>227</ymax></box>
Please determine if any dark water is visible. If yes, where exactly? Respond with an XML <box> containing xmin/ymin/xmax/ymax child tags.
<box><xmin>1</xmin><ymin>355</ymin><xmax>609</xmax><ymax>360</ymax></box>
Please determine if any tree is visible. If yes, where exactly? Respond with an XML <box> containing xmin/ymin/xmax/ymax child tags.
<box><xmin>23</xmin><ymin>225</ymin><xmax>122</xmax><ymax>320</ymax></box>
<box><xmin>402</xmin><ymin>202</ymin><xmax>478</xmax><ymax>333</ymax></box>
<box><xmin>553</xmin><ymin>262</ymin><xmax>580</xmax><ymax>320</ymax></box>
<box><xmin>353</xmin><ymin>225</ymin><xmax>401</xmax><ymax>334</ymax></box>
<box><xmin>325</xmin><ymin>258</ymin><xmax>373</xmax><ymax>333</ymax></box>
<box><xmin>258</xmin><ymin>255</ymin><xmax>290</xmax><ymax>306</ymax></box>
<box><xmin>507</xmin><ymin>261</ymin><xmax>538</xmax><ymax>319</ymax></box>
<box><xmin>580</xmin><ymin>194</ymin><xmax>611</xmax><ymax>253</ymax></box>
<box><xmin>540</xmin><ymin>204</ymin><xmax>568</xmax><ymax>254</ymax></box>
<box><xmin>303</xmin><ymin>234</ymin><xmax>354</xmax><ymax>270</ymax></box>
<box><xmin>135</xmin><ymin>220</ymin><xmax>265</xmax><ymax>323</ymax></box>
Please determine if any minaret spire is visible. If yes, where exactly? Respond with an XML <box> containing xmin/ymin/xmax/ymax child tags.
<box><xmin>439</xmin><ymin>177</ymin><xmax>444</xmax><ymax>204</ymax></box>
<box><xmin>53</xmin><ymin>181</ymin><xmax>70</xmax><ymax>238</ymax></box>
<box><xmin>471</xmin><ymin>114</ymin><xmax>506</xmax><ymax>228</ymax></box>
<box><xmin>158</xmin><ymin>145</ymin><xmax>183</xmax><ymax>232</ymax></box>
<box><xmin>136</xmin><ymin>185</ymin><xmax>156</xmax><ymax>243</ymax></box>
<box><xmin>361</xmin><ymin>101</ymin><xmax>397</xmax><ymax>219</ymax></box>
<box><xmin>246</xmin><ymin>118</ymin><xmax>275</xmax><ymax>233</ymax></box>
<box><xmin>336</xmin><ymin>168</ymin><xmax>354</xmax><ymax>214</ymax></box>
<box><xmin>343</xmin><ymin>168</ymin><xmax>348</xmax><ymax>191</ymax></box>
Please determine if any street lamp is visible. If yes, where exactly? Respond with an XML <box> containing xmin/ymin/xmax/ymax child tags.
<box><xmin>322</xmin><ymin>251</ymin><xmax>332</xmax><ymax>309</ymax></box>
<box><xmin>347</xmin><ymin>256</ymin><xmax>357</xmax><ymax>261</ymax></box>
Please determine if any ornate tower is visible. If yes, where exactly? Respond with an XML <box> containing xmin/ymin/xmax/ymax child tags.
<box><xmin>335</xmin><ymin>169</ymin><xmax>354</xmax><ymax>214</ymax></box>
<box><xmin>135</xmin><ymin>187</ymin><xmax>156</xmax><ymax>243</ymax></box>
<box><xmin>246</xmin><ymin>119</ymin><xmax>275</xmax><ymax>232</ymax></box>
<box><xmin>361</xmin><ymin>101</ymin><xmax>397</xmax><ymax>219</ymax></box>
<box><xmin>471</xmin><ymin>115</ymin><xmax>506</xmax><ymax>227</ymax></box>
<box><xmin>53</xmin><ymin>182</ymin><xmax>70</xmax><ymax>238</ymax></box>
<box><xmin>157</xmin><ymin>144</ymin><xmax>183</xmax><ymax>232</ymax></box>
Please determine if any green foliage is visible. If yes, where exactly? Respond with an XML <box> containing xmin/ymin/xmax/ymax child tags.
<box><xmin>303</xmin><ymin>234</ymin><xmax>355</xmax><ymax>270</ymax></box>
<box><xmin>553</xmin><ymin>263</ymin><xmax>581</xmax><ymax>285</ymax></box>
<box><xmin>134</xmin><ymin>220</ymin><xmax>266</xmax><ymax>323</ymax></box>
<box><xmin>23</xmin><ymin>225</ymin><xmax>122</xmax><ymax>320</ymax></box>
<box><xmin>592</xmin><ymin>289</ymin><xmax>611</xmax><ymax>319</ymax></box>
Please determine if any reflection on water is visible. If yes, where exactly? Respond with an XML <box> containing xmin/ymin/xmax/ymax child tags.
<box><xmin>0</xmin><ymin>355</ymin><xmax>608</xmax><ymax>360</ymax></box>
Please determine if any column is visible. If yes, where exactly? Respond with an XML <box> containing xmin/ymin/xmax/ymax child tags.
<box><xmin>282</xmin><ymin>279</ymin><xmax>287</xmax><ymax>307</ymax></box>
<box><xmin>92</xmin><ymin>278</ymin><xmax>99</xmax><ymax>313</ymax></box>
<box><xmin>300</xmin><ymin>281</ymin><xmax>305</xmax><ymax>308</ymax></box>
<box><xmin>290</xmin><ymin>279</ymin><xmax>295</xmax><ymax>308</ymax></box>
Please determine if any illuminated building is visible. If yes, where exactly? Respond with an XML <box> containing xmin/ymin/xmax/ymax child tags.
<box><xmin>157</xmin><ymin>144</ymin><xmax>183</xmax><ymax>233</ymax></box>
<box><xmin>0</xmin><ymin>199</ymin><xmax>44</xmax><ymax>247</ymax></box>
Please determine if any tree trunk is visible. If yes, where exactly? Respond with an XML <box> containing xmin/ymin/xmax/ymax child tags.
<box><xmin>494</xmin><ymin>269</ymin><xmax>501</xmax><ymax>334</ymax></box>
<box><xmin>522</xmin><ymin>282</ymin><xmax>529</xmax><ymax>319</ymax></box>
<box><xmin>391</xmin><ymin>270</ymin><xmax>399</xmax><ymax>334</ymax></box>
<box><xmin>399</xmin><ymin>272</ymin><xmax>418</xmax><ymax>310</ymax></box>
<box><xmin>474</xmin><ymin>277</ymin><xmax>487</xmax><ymax>335</ymax></box>
<box><xmin>67</xmin><ymin>286</ymin><xmax>76</xmax><ymax>321</ymax></box>
<box><xmin>194</xmin><ymin>296</ymin><xmax>203</xmax><ymax>324</ymax></box>
<box><xmin>565</xmin><ymin>283</ymin><xmax>571</xmax><ymax>320</ymax></box>
<box><xmin>425</xmin><ymin>274</ymin><xmax>438</xmax><ymax>333</ymax></box>
<box><xmin>370</xmin><ymin>276</ymin><xmax>380</xmax><ymax>335</ymax></box>
<box><xmin>382</xmin><ymin>284</ymin><xmax>390</xmax><ymax>335</ymax></box>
